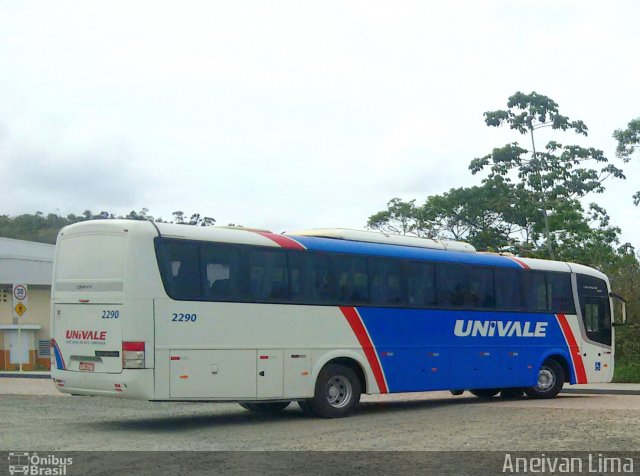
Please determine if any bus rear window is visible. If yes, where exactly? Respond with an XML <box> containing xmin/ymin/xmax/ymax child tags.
<box><xmin>56</xmin><ymin>234</ymin><xmax>126</xmax><ymax>280</ymax></box>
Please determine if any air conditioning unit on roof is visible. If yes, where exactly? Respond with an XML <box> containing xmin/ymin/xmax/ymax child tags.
<box><xmin>286</xmin><ymin>228</ymin><xmax>476</xmax><ymax>253</ymax></box>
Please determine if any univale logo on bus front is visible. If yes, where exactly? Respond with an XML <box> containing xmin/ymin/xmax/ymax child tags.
<box><xmin>454</xmin><ymin>320</ymin><xmax>548</xmax><ymax>338</ymax></box>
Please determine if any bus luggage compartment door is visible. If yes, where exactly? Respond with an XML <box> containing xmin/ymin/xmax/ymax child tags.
<box><xmin>257</xmin><ymin>349</ymin><xmax>284</xmax><ymax>398</ymax></box>
<box><xmin>169</xmin><ymin>350</ymin><xmax>256</xmax><ymax>399</ymax></box>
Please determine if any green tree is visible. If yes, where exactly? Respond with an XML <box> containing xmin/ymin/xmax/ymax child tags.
<box><xmin>0</xmin><ymin>208</ymin><xmax>217</xmax><ymax>244</ymax></box>
<box><xmin>367</xmin><ymin>198</ymin><xmax>432</xmax><ymax>237</ymax></box>
<box><xmin>426</xmin><ymin>182</ymin><xmax>538</xmax><ymax>251</ymax></box>
<box><xmin>613</xmin><ymin>117</ymin><xmax>640</xmax><ymax>204</ymax></box>
<box><xmin>367</xmin><ymin>183</ymin><xmax>605</xmax><ymax>254</ymax></box>
<box><xmin>470</xmin><ymin>91</ymin><xmax>625</xmax><ymax>259</ymax></box>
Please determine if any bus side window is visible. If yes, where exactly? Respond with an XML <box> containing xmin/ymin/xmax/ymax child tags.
<box><xmin>285</xmin><ymin>252</ymin><xmax>333</xmax><ymax>304</ymax></box>
<box><xmin>369</xmin><ymin>258</ymin><xmax>402</xmax><ymax>306</ymax></box>
<box><xmin>288</xmin><ymin>250</ymin><xmax>311</xmax><ymax>303</ymax></box>
<box><xmin>247</xmin><ymin>248</ymin><xmax>289</xmax><ymax>302</ymax></box>
<box><xmin>332</xmin><ymin>254</ymin><xmax>369</xmax><ymax>305</ymax></box>
<box><xmin>436</xmin><ymin>264</ymin><xmax>494</xmax><ymax>309</ymax></box>
<box><xmin>161</xmin><ymin>240</ymin><xmax>201</xmax><ymax>300</ymax></box>
<box><xmin>523</xmin><ymin>272</ymin><xmax>547</xmax><ymax>312</ymax></box>
<box><xmin>546</xmin><ymin>272</ymin><xmax>575</xmax><ymax>314</ymax></box>
<box><xmin>404</xmin><ymin>261</ymin><xmax>436</xmax><ymax>307</ymax></box>
<box><xmin>495</xmin><ymin>268</ymin><xmax>522</xmax><ymax>310</ymax></box>
<box><xmin>470</xmin><ymin>267</ymin><xmax>495</xmax><ymax>308</ymax></box>
<box><xmin>201</xmin><ymin>243</ymin><xmax>242</xmax><ymax>301</ymax></box>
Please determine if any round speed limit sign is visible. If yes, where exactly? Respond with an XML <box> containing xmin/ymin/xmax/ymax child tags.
<box><xmin>13</xmin><ymin>285</ymin><xmax>27</xmax><ymax>301</ymax></box>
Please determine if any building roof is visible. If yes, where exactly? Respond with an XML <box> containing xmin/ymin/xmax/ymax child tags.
<box><xmin>0</xmin><ymin>237</ymin><xmax>55</xmax><ymax>286</ymax></box>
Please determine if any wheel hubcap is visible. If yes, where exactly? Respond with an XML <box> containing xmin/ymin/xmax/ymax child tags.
<box><xmin>325</xmin><ymin>375</ymin><xmax>352</xmax><ymax>408</ymax></box>
<box><xmin>536</xmin><ymin>367</ymin><xmax>555</xmax><ymax>391</ymax></box>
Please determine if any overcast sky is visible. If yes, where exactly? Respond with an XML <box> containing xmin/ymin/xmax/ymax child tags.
<box><xmin>1</xmin><ymin>1</ymin><xmax>639</xmax><ymax>244</ymax></box>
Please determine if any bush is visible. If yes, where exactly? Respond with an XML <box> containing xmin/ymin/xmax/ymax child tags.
<box><xmin>615</xmin><ymin>324</ymin><xmax>640</xmax><ymax>366</ymax></box>
<box><xmin>613</xmin><ymin>364</ymin><xmax>640</xmax><ymax>383</ymax></box>
<box><xmin>613</xmin><ymin>324</ymin><xmax>640</xmax><ymax>382</ymax></box>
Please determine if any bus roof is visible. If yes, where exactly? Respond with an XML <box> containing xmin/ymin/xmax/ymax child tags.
<box><xmin>58</xmin><ymin>219</ymin><xmax>608</xmax><ymax>280</ymax></box>
<box><xmin>288</xmin><ymin>228</ymin><xmax>476</xmax><ymax>252</ymax></box>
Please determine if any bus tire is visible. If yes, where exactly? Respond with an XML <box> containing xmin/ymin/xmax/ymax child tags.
<box><xmin>239</xmin><ymin>401</ymin><xmax>291</xmax><ymax>413</ymax></box>
<box><xmin>297</xmin><ymin>399</ymin><xmax>315</xmax><ymax>415</ymax></box>
<box><xmin>469</xmin><ymin>388</ymin><xmax>500</xmax><ymax>398</ymax></box>
<box><xmin>501</xmin><ymin>387</ymin><xmax>525</xmax><ymax>399</ymax></box>
<box><xmin>450</xmin><ymin>389</ymin><xmax>464</xmax><ymax>396</ymax></box>
<box><xmin>525</xmin><ymin>360</ymin><xmax>564</xmax><ymax>399</ymax></box>
<box><xmin>309</xmin><ymin>364</ymin><xmax>361</xmax><ymax>418</ymax></box>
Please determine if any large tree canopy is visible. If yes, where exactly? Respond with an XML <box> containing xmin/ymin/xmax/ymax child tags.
<box><xmin>469</xmin><ymin>91</ymin><xmax>625</xmax><ymax>258</ymax></box>
<box><xmin>614</xmin><ymin>117</ymin><xmax>640</xmax><ymax>204</ymax></box>
<box><xmin>368</xmin><ymin>91</ymin><xmax>632</xmax><ymax>268</ymax></box>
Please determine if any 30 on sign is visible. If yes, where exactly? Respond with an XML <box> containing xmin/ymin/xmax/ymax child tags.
<box><xmin>13</xmin><ymin>284</ymin><xmax>27</xmax><ymax>300</ymax></box>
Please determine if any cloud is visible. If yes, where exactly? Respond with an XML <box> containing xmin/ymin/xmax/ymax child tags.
<box><xmin>0</xmin><ymin>0</ymin><xmax>639</xmax><ymax>243</ymax></box>
<box><xmin>0</xmin><ymin>120</ymin><xmax>143</xmax><ymax>215</ymax></box>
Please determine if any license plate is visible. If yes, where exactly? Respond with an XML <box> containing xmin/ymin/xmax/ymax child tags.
<box><xmin>79</xmin><ymin>362</ymin><xmax>95</xmax><ymax>372</ymax></box>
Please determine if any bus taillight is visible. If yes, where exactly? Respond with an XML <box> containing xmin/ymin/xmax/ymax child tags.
<box><xmin>122</xmin><ymin>341</ymin><xmax>145</xmax><ymax>369</ymax></box>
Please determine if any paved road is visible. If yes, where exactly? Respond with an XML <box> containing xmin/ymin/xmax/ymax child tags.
<box><xmin>2</xmin><ymin>379</ymin><xmax>639</xmax><ymax>452</ymax></box>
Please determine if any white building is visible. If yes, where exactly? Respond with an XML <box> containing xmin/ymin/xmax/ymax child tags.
<box><xmin>0</xmin><ymin>237</ymin><xmax>55</xmax><ymax>370</ymax></box>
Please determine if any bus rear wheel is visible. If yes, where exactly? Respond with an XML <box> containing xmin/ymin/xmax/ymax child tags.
<box><xmin>239</xmin><ymin>401</ymin><xmax>291</xmax><ymax>413</ymax></box>
<box><xmin>309</xmin><ymin>364</ymin><xmax>361</xmax><ymax>418</ymax></box>
<box><xmin>469</xmin><ymin>388</ymin><xmax>500</xmax><ymax>398</ymax></box>
<box><xmin>297</xmin><ymin>399</ymin><xmax>314</xmax><ymax>415</ymax></box>
<box><xmin>525</xmin><ymin>360</ymin><xmax>564</xmax><ymax>399</ymax></box>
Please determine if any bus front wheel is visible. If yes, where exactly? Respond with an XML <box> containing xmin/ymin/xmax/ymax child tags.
<box><xmin>525</xmin><ymin>360</ymin><xmax>564</xmax><ymax>399</ymax></box>
<box><xmin>309</xmin><ymin>364</ymin><xmax>361</xmax><ymax>418</ymax></box>
<box><xmin>239</xmin><ymin>401</ymin><xmax>291</xmax><ymax>413</ymax></box>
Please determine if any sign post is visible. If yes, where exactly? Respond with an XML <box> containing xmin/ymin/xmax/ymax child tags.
<box><xmin>12</xmin><ymin>284</ymin><xmax>28</xmax><ymax>372</ymax></box>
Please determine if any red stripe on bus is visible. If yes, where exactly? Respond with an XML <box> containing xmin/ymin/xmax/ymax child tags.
<box><xmin>556</xmin><ymin>313</ymin><xmax>587</xmax><ymax>384</ymax></box>
<box><xmin>254</xmin><ymin>231</ymin><xmax>305</xmax><ymax>250</ymax></box>
<box><xmin>509</xmin><ymin>257</ymin><xmax>530</xmax><ymax>269</ymax></box>
<box><xmin>340</xmin><ymin>306</ymin><xmax>388</xmax><ymax>393</ymax></box>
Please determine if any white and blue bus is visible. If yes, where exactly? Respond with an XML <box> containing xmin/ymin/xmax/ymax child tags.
<box><xmin>50</xmin><ymin>220</ymin><xmax>624</xmax><ymax>417</ymax></box>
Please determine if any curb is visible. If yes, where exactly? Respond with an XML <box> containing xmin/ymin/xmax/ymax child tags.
<box><xmin>561</xmin><ymin>387</ymin><xmax>640</xmax><ymax>396</ymax></box>
<box><xmin>1</xmin><ymin>373</ymin><xmax>638</xmax><ymax>393</ymax></box>
<box><xmin>0</xmin><ymin>372</ymin><xmax>51</xmax><ymax>380</ymax></box>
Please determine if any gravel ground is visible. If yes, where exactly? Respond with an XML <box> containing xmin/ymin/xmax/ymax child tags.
<box><xmin>1</xmin><ymin>378</ymin><xmax>639</xmax><ymax>452</ymax></box>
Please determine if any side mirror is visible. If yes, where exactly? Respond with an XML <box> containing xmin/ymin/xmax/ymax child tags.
<box><xmin>610</xmin><ymin>292</ymin><xmax>627</xmax><ymax>325</ymax></box>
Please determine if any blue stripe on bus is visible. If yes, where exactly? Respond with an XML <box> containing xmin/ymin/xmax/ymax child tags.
<box><xmin>289</xmin><ymin>236</ymin><xmax>522</xmax><ymax>268</ymax></box>
<box><xmin>355</xmin><ymin>307</ymin><xmax>574</xmax><ymax>392</ymax></box>
<box><xmin>52</xmin><ymin>340</ymin><xmax>65</xmax><ymax>370</ymax></box>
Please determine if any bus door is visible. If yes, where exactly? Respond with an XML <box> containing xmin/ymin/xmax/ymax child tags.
<box><xmin>576</xmin><ymin>275</ymin><xmax>613</xmax><ymax>383</ymax></box>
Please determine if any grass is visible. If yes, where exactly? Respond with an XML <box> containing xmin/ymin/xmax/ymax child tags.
<box><xmin>613</xmin><ymin>363</ymin><xmax>640</xmax><ymax>383</ymax></box>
